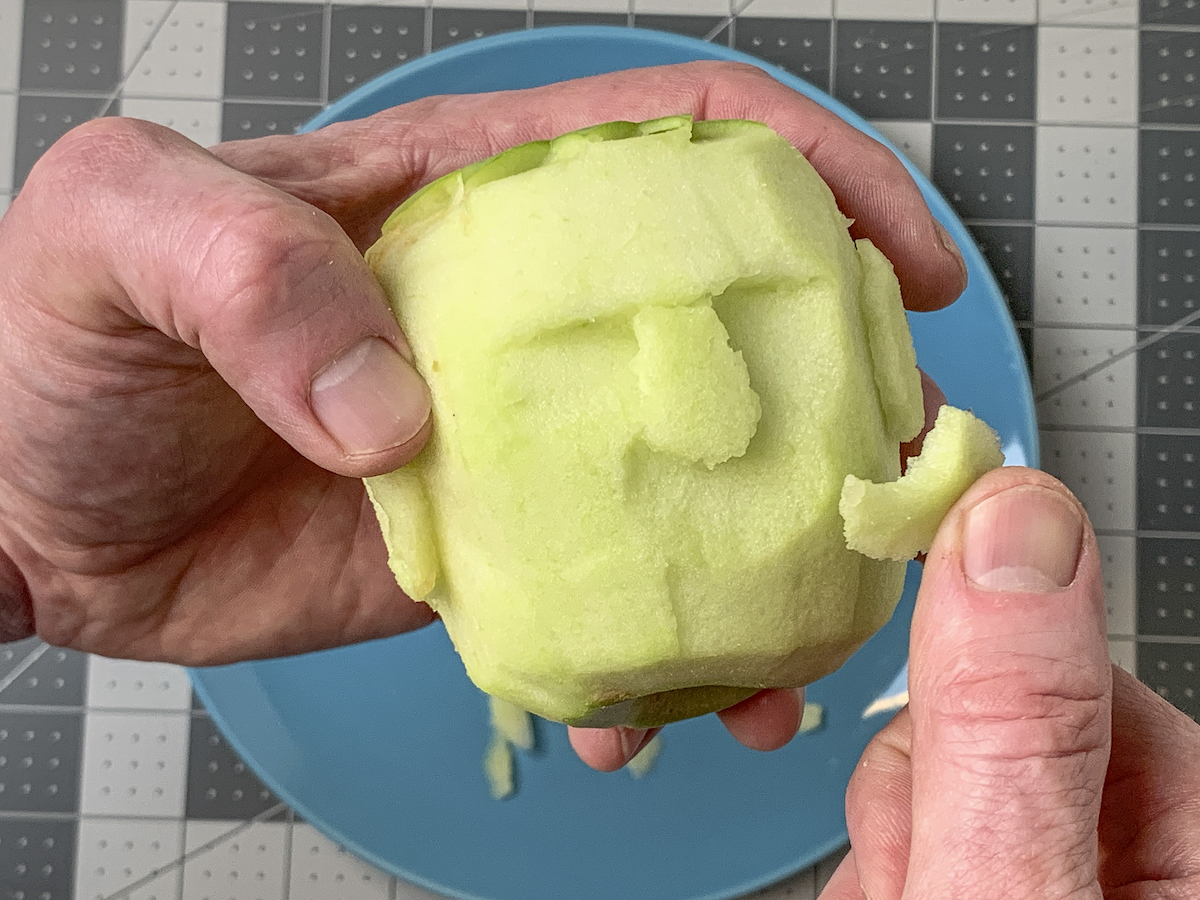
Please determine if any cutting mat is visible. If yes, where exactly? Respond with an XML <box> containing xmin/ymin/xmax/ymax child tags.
<box><xmin>0</xmin><ymin>1</ymin><xmax>1197</xmax><ymax>898</ymax></box>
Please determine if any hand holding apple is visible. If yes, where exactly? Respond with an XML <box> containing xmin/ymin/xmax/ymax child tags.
<box><xmin>0</xmin><ymin>62</ymin><xmax>965</xmax><ymax>770</ymax></box>
<box><xmin>819</xmin><ymin>467</ymin><xmax>1200</xmax><ymax>900</ymax></box>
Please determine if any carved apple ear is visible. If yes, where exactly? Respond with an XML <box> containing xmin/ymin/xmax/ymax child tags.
<box><xmin>363</xmin><ymin>469</ymin><xmax>440</xmax><ymax>602</ymax></box>
<box><xmin>855</xmin><ymin>239</ymin><xmax>924</xmax><ymax>445</ymax></box>
<box><xmin>841</xmin><ymin>406</ymin><xmax>1004</xmax><ymax>562</ymax></box>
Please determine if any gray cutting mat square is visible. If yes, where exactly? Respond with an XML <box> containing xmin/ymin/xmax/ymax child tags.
<box><xmin>222</xmin><ymin>99</ymin><xmax>323</xmax><ymax>139</ymax></box>
<box><xmin>835</xmin><ymin>19</ymin><xmax>933</xmax><ymax>119</ymax></box>
<box><xmin>329</xmin><ymin>4</ymin><xmax>424</xmax><ymax>100</ymax></box>
<box><xmin>0</xmin><ymin>3</ymin><xmax>1197</xmax><ymax>899</ymax></box>
<box><xmin>532</xmin><ymin>8</ymin><xmax>627</xmax><ymax>28</ymax></box>
<box><xmin>933</xmin><ymin>122</ymin><xmax>1037</xmax><ymax>219</ymax></box>
<box><xmin>14</xmin><ymin>94</ymin><xmax>118</xmax><ymax>189</ymax></box>
<box><xmin>0</xmin><ymin>640</ymin><xmax>88</xmax><ymax>708</ymax></box>
<box><xmin>936</xmin><ymin>22</ymin><xmax>1038</xmax><ymax>120</ymax></box>
<box><xmin>429</xmin><ymin>7</ymin><xmax>526</xmax><ymax>50</ymax></box>
<box><xmin>732</xmin><ymin>17</ymin><xmax>831</xmax><ymax>89</ymax></box>
<box><xmin>0</xmin><ymin>818</ymin><xmax>78</xmax><ymax>899</ymax></box>
<box><xmin>224</xmin><ymin>2</ymin><xmax>326</xmax><ymax>101</ymax></box>
<box><xmin>0</xmin><ymin>711</ymin><xmax>83</xmax><ymax>814</ymax></box>
<box><xmin>19</xmin><ymin>0</ymin><xmax>125</xmax><ymax>92</ymax></box>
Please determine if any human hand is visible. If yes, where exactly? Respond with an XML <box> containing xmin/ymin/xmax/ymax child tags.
<box><xmin>0</xmin><ymin>62</ymin><xmax>965</xmax><ymax>765</ymax></box>
<box><xmin>820</xmin><ymin>466</ymin><xmax>1200</xmax><ymax>899</ymax></box>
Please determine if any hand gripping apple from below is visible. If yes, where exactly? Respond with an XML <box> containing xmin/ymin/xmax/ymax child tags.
<box><xmin>363</xmin><ymin>117</ymin><xmax>1002</xmax><ymax>727</ymax></box>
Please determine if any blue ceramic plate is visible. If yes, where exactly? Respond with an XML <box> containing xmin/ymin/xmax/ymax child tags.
<box><xmin>191</xmin><ymin>27</ymin><xmax>1038</xmax><ymax>900</ymax></box>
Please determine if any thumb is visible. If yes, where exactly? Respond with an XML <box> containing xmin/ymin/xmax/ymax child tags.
<box><xmin>12</xmin><ymin>117</ymin><xmax>429</xmax><ymax>477</ymax></box>
<box><xmin>902</xmin><ymin>467</ymin><xmax>1111</xmax><ymax>899</ymax></box>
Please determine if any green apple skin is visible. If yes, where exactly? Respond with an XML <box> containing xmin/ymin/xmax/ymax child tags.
<box><xmin>364</xmin><ymin>116</ymin><xmax>933</xmax><ymax>727</ymax></box>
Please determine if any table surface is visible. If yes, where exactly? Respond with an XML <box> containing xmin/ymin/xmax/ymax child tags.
<box><xmin>1</xmin><ymin>1</ymin><xmax>1198</xmax><ymax>898</ymax></box>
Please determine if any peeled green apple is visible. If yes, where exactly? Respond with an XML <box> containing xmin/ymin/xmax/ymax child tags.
<box><xmin>364</xmin><ymin>116</ymin><xmax>1002</xmax><ymax>727</ymax></box>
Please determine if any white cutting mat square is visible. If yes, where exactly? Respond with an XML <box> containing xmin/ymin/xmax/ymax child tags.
<box><xmin>1035</xmin><ymin>125</ymin><xmax>1139</xmax><ymax>225</ymax></box>
<box><xmin>0</xmin><ymin>0</ymin><xmax>21</xmax><ymax>92</ymax></box>
<box><xmin>182</xmin><ymin>821</ymin><xmax>287</xmax><ymax>900</ymax></box>
<box><xmin>1098</xmin><ymin>534</ymin><xmax>1137</xmax><ymax>636</ymax></box>
<box><xmin>1039</xmin><ymin>0</ymin><xmax>1139</xmax><ymax>25</ymax></box>
<box><xmin>739</xmin><ymin>0</ymin><xmax>833</xmax><ymax>16</ymax></box>
<box><xmin>120</xmin><ymin>98</ymin><xmax>222</xmax><ymax>146</ymax></box>
<box><xmin>1034</xmin><ymin>326</ymin><xmax>1137</xmax><ymax>428</ymax></box>
<box><xmin>1037</xmin><ymin>26</ymin><xmax>1138</xmax><ymax>125</ymax></box>
<box><xmin>635</xmin><ymin>0</ymin><xmax>729</xmax><ymax>12</ymax></box>
<box><xmin>80</xmin><ymin>712</ymin><xmax>190</xmax><ymax>817</ymax></box>
<box><xmin>0</xmin><ymin>92</ymin><xmax>14</xmax><ymax>194</ymax></box>
<box><xmin>1033</xmin><ymin>225</ymin><xmax>1137</xmax><ymax>326</ymax></box>
<box><xmin>124</xmin><ymin>0</ymin><xmax>228</xmax><ymax>100</ymax></box>
<box><xmin>534</xmin><ymin>0</ymin><xmax>627</xmax><ymax>10</ymax></box>
<box><xmin>288</xmin><ymin>824</ymin><xmax>391</xmax><ymax>900</ymax></box>
<box><xmin>872</xmin><ymin>120</ymin><xmax>933</xmax><ymax>177</ymax></box>
<box><xmin>936</xmin><ymin>0</ymin><xmax>1037</xmax><ymax>23</ymax></box>
<box><xmin>87</xmin><ymin>657</ymin><xmax>193</xmax><ymax>712</ymax></box>
<box><xmin>835</xmin><ymin>0</ymin><xmax>933</xmax><ymax>20</ymax></box>
<box><xmin>1109</xmin><ymin>639</ymin><xmax>1137</xmax><ymax>675</ymax></box>
<box><xmin>75</xmin><ymin>818</ymin><xmax>185</xmax><ymax>900</ymax></box>
<box><xmin>1039</xmin><ymin>429</ymin><xmax>1136</xmax><ymax>531</ymax></box>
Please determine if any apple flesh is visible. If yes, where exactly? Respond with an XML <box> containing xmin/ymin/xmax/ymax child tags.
<box><xmin>364</xmin><ymin>116</ymin><xmax>999</xmax><ymax>727</ymax></box>
<box><xmin>841</xmin><ymin>405</ymin><xmax>1005</xmax><ymax>561</ymax></box>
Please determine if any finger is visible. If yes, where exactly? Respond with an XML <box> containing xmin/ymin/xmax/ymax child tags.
<box><xmin>568</xmin><ymin>686</ymin><xmax>801</xmax><ymax>771</ymax></box>
<box><xmin>900</xmin><ymin>369</ymin><xmax>947</xmax><ymax>470</ymax></box>
<box><xmin>211</xmin><ymin>61</ymin><xmax>964</xmax><ymax>311</ymax></box>
<box><xmin>839</xmin><ymin>374</ymin><xmax>946</xmax><ymax>867</ymax></box>
<box><xmin>568</xmin><ymin>725</ymin><xmax>660</xmax><ymax>773</ymax></box>
<box><xmin>843</xmin><ymin>708</ymin><xmax>914</xmax><ymax>900</ymax></box>
<box><xmin>1098</xmin><ymin>665</ymin><xmax>1200</xmax><ymax>892</ymax></box>
<box><xmin>716</xmin><ymin>687</ymin><xmax>804</xmax><ymax>752</ymax></box>
<box><xmin>8</xmin><ymin>117</ymin><xmax>429</xmax><ymax>479</ymax></box>
<box><xmin>817</xmin><ymin>848</ymin><xmax>865</xmax><ymax>900</ymax></box>
<box><xmin>905</xmin><ymin>467</ymin><xmax>1110</xmax><ymax>899</ymax></box>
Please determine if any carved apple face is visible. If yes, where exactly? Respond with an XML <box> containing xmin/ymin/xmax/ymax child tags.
<box><xmin>363</xmin><ymin>117</ymin><xmax>924</xmax><ymax>726</ymax></box>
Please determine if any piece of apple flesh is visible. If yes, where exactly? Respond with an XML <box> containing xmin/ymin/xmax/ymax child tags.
<box><xmin>364</xmin><ymin>116</ymin><xmax>1001</xmax><ymax>728</ymax></box>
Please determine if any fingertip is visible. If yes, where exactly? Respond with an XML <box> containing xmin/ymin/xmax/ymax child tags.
<box><xmin>568</xmin><ymin>726</ymin><xmax>657</xmax><ymax>773</ymax></box>
<box><xmin>928</xmin><ymin>467</ymin><xmax>1095</xmax><ymax>599</ymax></box>
<box><xmin>716</xmin><ymin>688</ymin><xmax>804</xmax><ymax>752</ymax></box>
<box><xmin>814</xmin><ymin>848</ymin><xmax>863</xmax><ymax>900</ymax></box>
<box><xmin>883</xmin><ymin>216</ymin><xmax>967</xmax><ymax>314</ymax></box>
<box><xmin>930</xmin><ymin>218</ymin><xmax>969</xmax><ymax>303</ymax></box>
<box><xmin>962</xmin><ymin>483</ymin><xmax>1084</xmax><ymax>594</ymax></box>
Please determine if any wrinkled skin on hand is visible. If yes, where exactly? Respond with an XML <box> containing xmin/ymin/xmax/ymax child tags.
<box><xmin>0</xmin><ymin>62</ymin><xmax>965</xmax><ymax>771</ymax></box>
<box><xmin>820</xmin><ymin>467</ymin><xmax>1200</xmax><ymax>900</ymax></box>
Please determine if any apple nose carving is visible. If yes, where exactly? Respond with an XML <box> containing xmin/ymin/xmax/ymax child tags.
<box><xmin>630</xmin><ymin>303</ymin><xmax>761</xmax><ymax>469</ymax></box>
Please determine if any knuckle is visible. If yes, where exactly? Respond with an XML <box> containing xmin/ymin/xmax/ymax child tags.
<box><xmin>25</xmin><ymin>117</ymin><xmax>175</xmax><ymax>193</ymax></box>
<box><xmin>697</xmin><ymin>61</ymin><xmax>789</xmax><ymax>119</ymax></box>
<box><xmin>701</xmin><ymin>60</ymin><xmax>773</xmax><ymax>84</ymax></box>
<box><xmin>847</xmin><ymin>721</ymin><xmax>911</xmax><ymax>811</ymax></box>
<box><xmin>932</xmin><ymin>648</ymin><xmax>1110</xmax><ymax>764</ymax></box>
<box><xmin>190</xmin><ymin>200</ymin><xmax>345</xmax><ymax>340</ymax></box>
